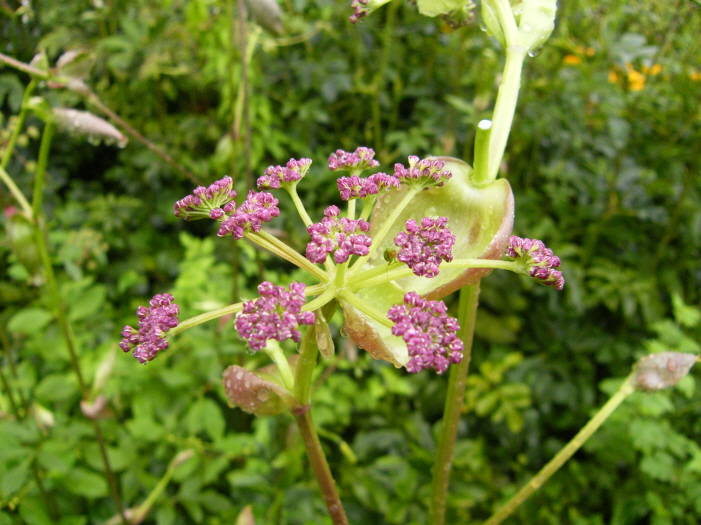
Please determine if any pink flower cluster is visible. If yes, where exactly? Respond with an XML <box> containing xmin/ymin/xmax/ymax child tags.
<box><xmin>506</xmin><ymin>236</ymin><xmax>565</xmax><ymax>290</ymax></box>
<box><xmin>336</xmin><ymin>173</ymin><xmax>400</xmax><ymax>201</ymax></box>
<box><xmin>387</xmin><ymin>292</ymin><xmax>463</xmax><ymax>374</ymax></box>
<box><xmin>119</xmin><ymin>293</ymin><xmax>180</xmax><ymax>364</ymax></box>
<box><xmin>394</xmin><ymin>156</ymin><xmax>452</xmax><ymax>189</ymax></box>
<box><xmin>235</xmin><ymin>282</ymin><xmax>314</xmax><ymax>351</ymax></box>
<box><xmin>217</xmin><ymin>191</ymin><xmax>280</xmax><ymax>240</ymax></box>
<box><xmin>305</xmin><ymin>206</ymin><xmax>372</xmax><ymax>264</ymax></box>
<box><xmin>174</xmin><ymin>176</ymin><xmax>237</xmax><ymax>221</ymax></box>
<box><xmin>328</xmin><ymin>147</ymin><xmax>380</xmax><ymax>173</ymax></box>
<box><xmin>394</xmin><ymin>217</ymin><xmax>455</xmax><ymax>277</ymax></box>
<box><xmin>349</xmin><ymin>0</ymin><xmax>371</xmax><ymax>23</ymax></box>
<box><xmin>257</xmin><ymin>158</ymin><xmax>312</xmax><ymax>190</ymax></box>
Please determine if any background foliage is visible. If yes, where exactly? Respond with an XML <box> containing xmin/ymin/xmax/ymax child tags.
<box><xmin>1</xmin><ymin>0</ymin><xmax>701</xmax><ymax>524</ymax></box>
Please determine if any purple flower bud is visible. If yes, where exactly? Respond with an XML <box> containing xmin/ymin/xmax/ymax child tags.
<box><xmin>336</xmin><ymin>172</ymin><xmax>400</xmax><ymax>201</ymax></box>
<box><xmin>394</xmin><ymin>156</ymin><xmax>452</xmax><ymax>190</ymax></box>
<box><xmin>328</xmin><ymin>147</ymin><xmax>380</xmax><ymax>173</ymax></box>
<box><xmin>393</xmin><ymin>217</ymin><xmax>455</xmax><ymax>278</ymax></box>
<box><xmin>217</xmin><ymin>191</ymin><xmax>280</xmax><ymax>239</ymax></box>
<box><xmin>258</xmin><ymin>158</ymin><xmax>312</xmax><ymax>190</ymax></box>
<box><xmin>235</xmin><ymin>282</ymin><xmax>315</xmax><ymax>351</ymax></box>
<box><xmin>175</xmin><ymin>176</ymin><xmax>237</xmax><ymax>221</ymax></box>
<box><xmin>387</xmin><ymin>292</ymin><xmax>463</xmax><ymax>374</ymax></box>
<box><xmin>306</xmin><ymin>206</ymin><xmax>372</xmax><ymax>263</ymax></box>
<box><xmin>506</xmin><ymin>236</ymin><xmax>565</xmax><ymax>290</ymax></box>
<box><xmin>119</xmin><ymin>293</ymin><xmax>180</xmax><ymax>363</ymax></box>
<box><xmin>349</xmin><ymin>0</ymin><xmax>391</xmax><ymax>23</ymax></box>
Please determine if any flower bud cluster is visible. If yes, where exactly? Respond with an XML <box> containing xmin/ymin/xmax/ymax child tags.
<box><xmin>257</xmin><ymin>158</ymin><xmax>312</xmax><ymax>190</ymax></box>
<box><xmin>394</xmin><ymin>156</ymin><xmax>452</xmax><ymax>189</ymax></box>
<box><xmin>235</xmin><ymin>282</ymin><xmax>315</xmax><ymax>351</ymax></box>
<box><xmin>306</xmin><ymin>206</ymin><xmax>372</xmax><ymax>264</ymax></box>
<box><xmin>328</xmin><ymin>147</ymin><xmax>380</xmax><ymax>173</ymax></box>
<box><xmin>217</xmin><ymin>191</ymin><xmax>280</xmax><ymax>239</ymax></box>
<box><xmin>336</xmin><ymin>172</ymin><xmax>400</xmax><ymax>201</ymax></box>
<box><xmin>506</xmin><ymin>236</ymin><xmax>564</xmax><ymax>290</ymax></box>
<box><xmin>349</xmin><ymin>0</ymin><xmax>391</xmax><ymax>23</ymax></box>
<box><xmin>387</xmin><ymin>292</ymin><xmax>463</xmax><ymax>374</ymax></box>
<box><xmin>394</xmin><ymin>217</ymin><xmax>455</xmax><ymax>277</ymax></box>
<box><xmin>174</xmin><ymin>176</ymin><xmax>237</xmax><ymax>221</ymax></box>
<box><xmin>119</xmin><ymin>293</ymin><xmax>179</xmax><ymax>364</ymax></box>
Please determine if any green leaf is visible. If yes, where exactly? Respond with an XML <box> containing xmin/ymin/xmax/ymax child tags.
<box><xmin>35</xmin><ymin>374</ymin><xmax>79</xmax><ymax>403</ymax></box>
<box><xmin>67</xmin><ymin>284</ymin><xmax>106</xmax><ymax>321</ymax></box>
<box><xmin>63</xmin><ymin>467</ymin><xmax>109</xmax><ymax>498</ymax></box>
<box><xmin>19</xmin><ymin>496</ymin><xmax>52</xmax><ymax>525</ymax></box>
<box><xmin>7</xmin><ymin>308</ymin><xmax>53</xmax><ymax>335</ymax></box>
<box><xmin>1</xmin><ymin>458</ymin><xmax>31</xmax><ymax>498</ymax></box>
<box><xmin>185</xmin><ymin>398</ymin><xmax>225</xmax><ymax>440</ymax></box>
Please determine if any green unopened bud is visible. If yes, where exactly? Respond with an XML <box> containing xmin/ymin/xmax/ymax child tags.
<box><xmin>315</xmin><ymin>310</ymin><xmax>335</xmax><ymax>359</ymax></box>
<box><xmin>517</xmin><ymin>0</ymin><xmax>556</xmax><ymax>54</ymax></box>
<box><xmin>481</xmin><ymin>0</ymin><xmax>506</xmax><ymax>47</ymax></box>
<box><xmin>632</xmin><ymin>352</ymin><xmax>698</xmax><ymax>392</ymax></box>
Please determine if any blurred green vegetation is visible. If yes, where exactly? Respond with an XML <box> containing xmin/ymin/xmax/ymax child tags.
<box><xmin>1</xmin><ymin>0</ymin><xmax>701</xmax><ymax>524</ymax></box>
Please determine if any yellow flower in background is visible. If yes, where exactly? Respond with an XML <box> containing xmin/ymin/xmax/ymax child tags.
<box><xmin>625</xmin><ymin>63</ymin><xmax>646</xmax><ymax>91</ymax></box>
<box><xmin>641</xmin><ymin>64</ymin><xmax>662</xmax><ymax>76</ymax></box>
<box><xmin>608</xmin><ymin>69</ymin><xmax>620</xmax><ymax>83</ymax></box>
<box><xmin>562</xmin><ymin>54</ymin><xmax>581</xmax><ymax>65</ymax></box>
<box><xmin>575</xmin><ymin>45</ymin><xmax>596</xmax><ymax>56</ymax></box>
<box><xmin>690</xmin><ymin>71</ymin><xmax>701</xmax><ymax>81</ymax></box>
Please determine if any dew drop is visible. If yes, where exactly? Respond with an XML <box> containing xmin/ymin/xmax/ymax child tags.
<box><xmin>256</xmin><ymin>388</ymin><xmax>270</xmax><ymax>402</ymax></box>
<box><xmin>340</xmin><ymin>327</ymin><xmax>348</xmax><ymax>337</ymax></box>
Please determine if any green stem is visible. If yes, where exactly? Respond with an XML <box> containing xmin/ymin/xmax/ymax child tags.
<box><xmin>338</xmin><ymin>289</ymin><xmax>393</xmax><ymax>329</ymax></box>
<box><xmin>1</xmin><ymin>78</ymin><xmax>37</xmax><ymax>170</ymax></box>
<box><xmin>263</xmin><ymin>340</ymin><xmax>295</xmax><ymax>391</ymax></box>
<box><xmin>0</xmin><ymin>165</ymin><xmax>32</xmax><ymax>216</ymax></box>
<box><xmin>472</xmin><ymin>120</ymin><xmax>493</xmax><ymax>186</ymax></box>
<box><xmin>429</xmin><ymin>283</ymin><xmax>481</xmax><ymax>525</ymax></box>
<box><xmin>246</xmin><ymin>230</ymin><xmax>330</xmax><ymax>281</ymax></box>
<box><xmin>169</xmin><ymin>302</ymin><xmax>245</xmax><ymax>337</ymax></box>
<box><xmin>482</xmin><ymin>377</ymin><xmax>636</xmax><ymax>525</ymax></box>
<box><xmin>487</xmin><ymin>47</ymin><xmax>526</xmax><ymax>182</ymax></box>
<box><xmin>349</xmin><ymin>187</ymin><xmax>419</xmax><ymax>275</ymax></box>
<box><xmin>293</xmin><ymin>302</ymin><xmax>338</xmax><ymax>405</ymax></box>
<box><xmin>288</xmin><ymin>186</ymin><xmax>314</xmax><ymax>228</ymax></box>
<box><xmin>32</xmin><ymin>121</ymin><xmax>54</xmax><ymax>218</ymax></box>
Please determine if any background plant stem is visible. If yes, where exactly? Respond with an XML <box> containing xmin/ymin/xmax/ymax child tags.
<box><xmin>482</xmin><ymin>377</ymin><xmax>636</xmax><ymax>525</ymax></box>
<box><xmin>428</xmin><ymin>282</ymin><xmax>481</xmax><ymax>525</ymax></box>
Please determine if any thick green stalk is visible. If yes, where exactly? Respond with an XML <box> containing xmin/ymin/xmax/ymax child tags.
<box><xmin>482</xmin><ymin>377</ymin><xmax>636</xmax><ymax>525</ymax></box>
<box><xmin>487</xmin><ymin>49</ymin><xmax>526</xmax><ymax>182</ymax></box>
<box><xmin>291</xmin><ymin>301</ymin><xmax>348</xmax><ymax>525</ymax></box>
<box><xmin>428</xmin><ymin>283</ymin><xmax>481</xmax><ymax>525</ymax></box>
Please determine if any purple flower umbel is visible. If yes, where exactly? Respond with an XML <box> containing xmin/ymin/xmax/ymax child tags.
<box><xmin>387</xmin><ymin>292</ymin><xmax>463</xmax><ymax>374</ymax></box>
<box><xmin>306</xmin><ymin>206</ymin><xmax>372</xmax><ymax>264</ymax></box>
<box><xmin>235</xmin><ymin>282</ymin><xmax>315</xmax><ymax>351</ymax></box>
<box><xmin>328</xmin><ymin>147</ymin><xmax>380</xmax><ymax>173</ymax></box>
<box><xmin>336</xmin><ymin>172</ymin><xmax>400</xmax><ymax>201</ymax></box>
<box><xmin>119</xmin><ymin>293</ymin><xmax>180</xmax><ymax>363</ymax></box>
<box><xmin>217</xmin><ymin>191</ymin><xmax>280</xmax><ymax>239</ymax></box>
<box><xmin>394</xmin><ymin>217</ymin><xmax>455</xmax><ymax>277</ymax></box>
<box><xmin>258</xmin><ymin>158</ymin><xmax>312</xmax><ymax>190</ymax></box>
<box><xmin>394</xmin><ymin>156</ymin><xmax>452</xmax><ymax>189</ymax></box>
<box><xmin>174</xmin><ymin>176</ymin><xmax>236</xmax><ymax>221</ymax></box>
<box><xmin>506</xmin><ymin>236</ymin><xmax>565</xmax><ymax>290</ymax></box>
